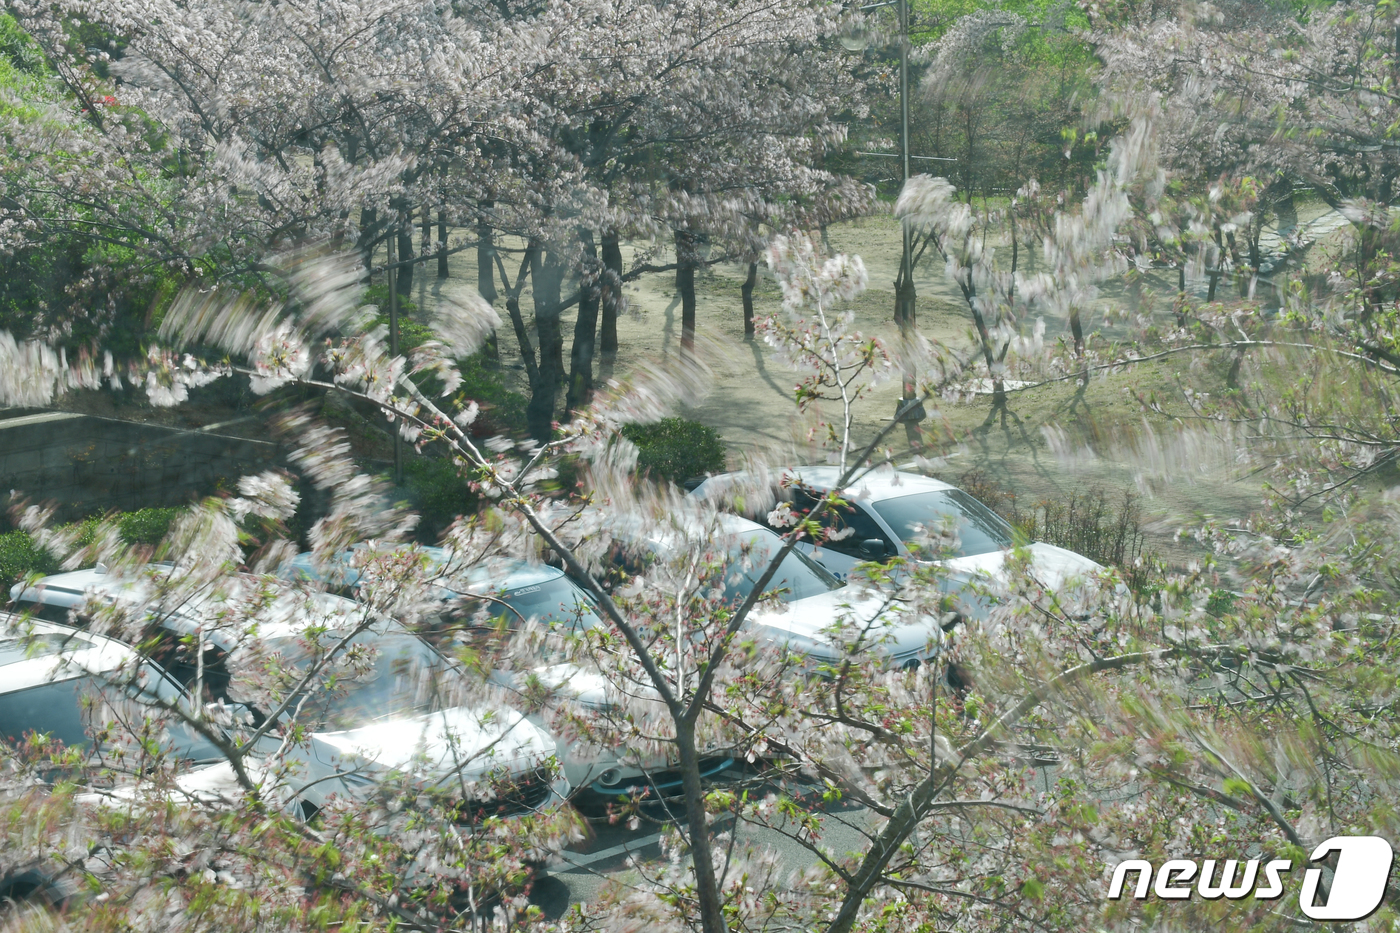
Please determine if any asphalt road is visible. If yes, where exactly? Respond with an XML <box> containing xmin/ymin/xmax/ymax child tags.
<box><xmin>531</xmin><ymin>762</ymin><xmax>1068</xmax><ymax>917</ymax></box>
<box><xmin>533</xmin><ymin>798</ymin><xmax>879</xmax><ymax>917</ymax></box>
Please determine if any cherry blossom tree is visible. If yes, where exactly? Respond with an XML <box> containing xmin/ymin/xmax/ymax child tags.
<box><xmin>10</xmin><ymin>6</ymin><xmax>1400</xmax><ymax>931</ymax></box>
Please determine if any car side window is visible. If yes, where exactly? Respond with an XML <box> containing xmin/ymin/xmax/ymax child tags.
<box><xmin>152</xmin><ymin>641</ymin><xmax>233</xmax><ymax>703</ymax></box>
<box><xmin>790</xmin><ymin>491</ymin><xmax>896</xmax><ymax>558</ymax></box>
<box><xmin>13</xmin><ymin>599</ymin><xmax>77</xmax><ymax>626</ymax></box>
<box><xmin>0</xmin><ymin>679</ymin><xmax>91</xmax><ymax>749</ymax></box>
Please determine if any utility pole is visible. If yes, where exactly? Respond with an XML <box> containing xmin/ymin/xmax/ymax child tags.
<box><xmin>387</xmin><ymin>213</ymin><xmax>403</xmax><ymax>486</ymax></box>
<box><xmin>893</xmin><ymin>0</ymin><xmax>924</xmax><ymax>437</ymax></box>
<box><xmin>847</xmin><ymin>1</ymin><xmax>956</xmax><ymax>433</ymax></box>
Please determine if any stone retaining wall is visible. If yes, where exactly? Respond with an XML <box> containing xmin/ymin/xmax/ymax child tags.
<box><xmin>0</xmin><ymin>410</ymin><xmax>279</xmax><ymax>522</ymax></box>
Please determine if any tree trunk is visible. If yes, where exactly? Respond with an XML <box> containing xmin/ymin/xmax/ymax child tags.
<box><xmin>1009</xmin><ymin>208</ymin><xmax>1019</xmax><ymax>304</ymax></box>
<box><xmin>741</xmin><ymin>262</ymin><xmax>757</xmax><ymax>340</ymax></box>
<box><xmin>676</xmin><ymin>723</ymin><xmax>729</xmax><ymax>933</ymax></box>
<box><xmin>1207</xmin><ymin>228</ymin><xmax>1222</xmax><ymax>303</ymax></box>
<box><xmin>566</xmin><ymin>232</ymin><xmax>601</xmax><ymax>415</ymax></box>
<box><xmin>478</xmin><ymin>203</ymin><xmax>499</xmax><ymax>362</ymax></box>
<box><xmin>421</xmin><ymin>203</ymin><xmax>431</xmax><ymax>255</ymax></box>
<box><xmin>675</xmin><ymin>230</ymin><xmax>697</xmax><ymax>354</ymax></box>
<box><xmin>437</xmin><ymin>210</ymin><xmax>448</xmax><ymax>279</ymax></box>
<box><xmin>357</xmin><ymin>207</ymin><xmax>378</xmax><ymax>278</ymax></box>
<box><xmin>527</xmin><ymin>245</ymin><xmax>565</xmax><ymax>442</ymax></box>
<box><xmin>600</xmin><ymin>233</ymin><xmax>622</xmax><ymax>360</ymax></box>
<box><xmin>1176</xmin><ymin>248</ymin><xmax>1188</xmax><ymax>327</ymax></box>
<box><xmin>396</xmin><ymin>218</ymin><xmax>414</xmax><ymax>297</ymax></box>
<box><xmin>1069</xmin><ymin>306</ymin><xmax>1085</xmax><ymax>357</ymax></box>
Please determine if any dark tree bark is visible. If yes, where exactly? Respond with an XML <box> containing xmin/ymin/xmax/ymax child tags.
<box><xmin>396</xmin><ymin>217</ymin><xmax>414</xmax><ymax>297</ymax></box>
<box><xmin>437</xmin><ymin>210</ymin><xmax>448</xmax><ymax>279</ymax></box>
<box><xmin>566</xmin><ymin>231</ymin><xmax>601</xmax><ymax>414</ymax></box>
<box><xmin>500</xmin><ymin>246</ymin><xmax>539</xmax><ymax>388</ymax></box>
<box><xmin>478</xmin><ymin>202</ymin><xmax>499</xmax><ymax>362</ymax></box>
<box><xmin>675</xmin><ymin>230</ymin><xmax>697</xmax><ymax>354</ymax></box>
<box><xmin>357</xmin><ymin>207</ymin><xmax>378</xmax><ymax>278</ymax></box>
<box><xmin>1069</xmin><ymin>306</ymin><xmax>1085</xmax><ymax>357</ymax></box>
<box><xmin>1176</xmin><ymin>247</ymin><xmax>1189</xmax><ymax>327</ymax></box>
<box><xmin>421</xmin><ymin>203</ymin><xmax>431</xmax><ymax>254</ymax></box>
<box><xmin>600</xmin><ymin>232</ymin><xmax>622</xmax><ymax>360</ymax></box>
<box><xmin>741</xmin><ymin>261</ymin><xmax>757</xmax><ymax>340</ymax></box>
<box><xmin>1207</xmin><ymin>227</ymin><xmax>1223</xmax><ymax>303</ymax></box>
<box><xmin>527</xmin><ymin>244</ymin><xmax>566</xmax><ymax>441</ymax></box>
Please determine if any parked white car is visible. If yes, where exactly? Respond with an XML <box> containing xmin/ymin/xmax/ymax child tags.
<box><xmin>690</xmin><ymin>466</ymin><xmax>1104</xmax><ymax>618</ymax></box>
<box><xmin>9</xmin><ymin>570</ymin><xmax>565</xmax><ymax>821</ymax></box>
<box><xmin>0</xmin><ymin>615</ymin><xmax>224</xmax><ymax>764</ymax></box>
<box><xmin>281</xmin><ymin>546</ymin><xmax>735</xmax><ymax>800</ymax></box>
<box><xmin>0</xmin><ymin>615</ymin><xmax>226</xmax><ymax>910</ymax></box>
<box><xmin>599</xmin><ymin>511</ymin><xmax>944</xmax><ymax>670</ymax></box>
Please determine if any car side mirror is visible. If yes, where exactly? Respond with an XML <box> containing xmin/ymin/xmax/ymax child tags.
<box><xmin>859</xmin><ymin>538</ymin><xmax>890</xmax><ymax>559</ymax></box>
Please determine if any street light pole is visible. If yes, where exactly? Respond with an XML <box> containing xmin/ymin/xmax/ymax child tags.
<box><xmin>893</xmin><ymin>0</ymin><xmax>923</xmax><ymax>436</ymax></box>
<box><xmin>387</xmin><ymin>213</ymin><xmax>403</xmax><ymax>486</ymax></box>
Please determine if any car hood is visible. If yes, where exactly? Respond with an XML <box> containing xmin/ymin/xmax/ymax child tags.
<box><xmin>77</xmin><ymin>759</ymin><xmax>260</xmax><ymax>810</ymax></box>
<box><xmin>309</xmin><ymin>705</ymin><xmax>555</xmax><ymax>779</ymax></box>
<box><xmin>507</xmin><ymin>662</ymin><xmax>615</xmax><ymax>709</ymax></box>
<box><xmin>940</xmin><ymin>543</ymin><xmax>1102</xmax><ymax>592</ymax></box>
<box><xmin>749</xmin><ymin>587</ymin><xmax>935</xmax><ymax>662</ymax></box>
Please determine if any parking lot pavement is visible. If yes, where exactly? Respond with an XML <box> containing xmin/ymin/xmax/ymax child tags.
<box><xmin>533</xmin><ymin>791</ymin><xmax>880</xmax><ymax>917</ymax></box>
<box><xmin>532</xmin><ymin>763</ymin><xmax>1074</xmax><ymax>917</ymax></box>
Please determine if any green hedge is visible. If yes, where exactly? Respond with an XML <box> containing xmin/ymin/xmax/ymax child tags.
<box><xmin>70</xmin><ymin>507</ymin><xmax>183</xmax><ymax>548</ymax></box>
<box><xmin>622</xmin><ymin>418</ymin><xmax>727</xmax><ymax>483</ymax></box>
<box><xmin>403</xmin><ymin>457</ymin><xmax>477</xmax><ymax>536</ymax></box>
<box><xmin>1</xmin><ymin>507</ymin><xmax>184</xmax><ymax>592</ymax></box>
<box><xmin>0</xmin><ymin>531</ymin><xmax>59</xmax><ymax>593</ymax></box>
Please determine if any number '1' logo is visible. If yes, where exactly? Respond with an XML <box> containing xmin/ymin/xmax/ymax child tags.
<box><xmin>1107</xmin><ymin>835</ymin><xmax>1394</xmax><ymax>921</ymax></box>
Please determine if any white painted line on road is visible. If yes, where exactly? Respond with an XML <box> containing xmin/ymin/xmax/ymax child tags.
<box><xmin>553</xmin><ymin>833</ymin><xmax>665</xmax><ymax>873</ymax></box>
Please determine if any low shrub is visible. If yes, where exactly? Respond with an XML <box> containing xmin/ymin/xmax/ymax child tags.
<box><xmin>622</xmin><ymin>418</ymin><xmax>727</xmax><ymax>483</ymax></box>
<box><xmin>454</xmin><ymin>352</ymin><xmax>528</xmax><ymax>437</ymax></box>
<box><xmin>1013</xmin><ymin>487</ymin><xmax>1147</xmax><ymax>571</ymax></box>
<box><xmin>2</xmin><ymin>508</ymin><xmax>186</xmax><ymax>590</ymax></box>
<box><xmin>118</xmin><ymin>507</ymin><xmax>183</xmax><ymax>546</ymax></box>
<box><xmin>0</xmin><ymin>530</ymin><xmax>59</xmax><ymax>592</ymax></box>
<box><xmin>70</xmin><ymin>507</ymin><xmax>183</xmax><ymax>549</ymax></box>
<box><xmin>403</xmin><ymin>457</ymin><xmax>478</xmax><ymax>539</ymax></box>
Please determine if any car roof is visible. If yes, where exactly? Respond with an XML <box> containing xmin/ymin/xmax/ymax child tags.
<box><xmin>786</xmin><ymin>466</ymin><xmax>955</xmax><ymax>501</ymax></box>
<box><xmin>0</xmin><ymin>615</ymin><xmax>140</xmax><ymax>695</ymax></box>
<box><xmin>11</xmin><ymin>567</ymin><xmax>376</xmax><ymax>650</ymax></box>
<box><xmin>605</xmin><ymin>509</ymin><xmax>766</xmax><ymax>554</ymax></box>
<box><xmin>694</xmin><ymin>466</ymin><xmax>955</xmax><ymax>505</ymax></box>
<box><xmin>10</xmin><ymin>566</ymin><xmax>138</xmax><ymax>607</ymax></box>
<box><xmin>281</xmin><ymin>546</ymin><xmax>568</xmax><ymax>595</ymax></box>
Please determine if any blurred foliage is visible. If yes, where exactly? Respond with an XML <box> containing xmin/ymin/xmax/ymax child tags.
<box><xmin>0</xmin><ymin>13</ymin><xmax>45</xmax><ymax>75</ymax></box>
<box><xmin>622</xmin><ymin>417</ymin><xmax>728</xmax><ymax>483</ymax></box>
<box><xmin>957</xmin><ymin>469</ymin><xmax>1161</xmax><ymax>594</ymax></box>
<box><xmin>0</xmin><ymin>530</ymin><xmax>59</xmax><ymax>592</ymax></box>
<box><xmin>0</xmin><ymin>17</ymin><xmax>183</xmax><ymax>352</ymax></box>
<box><xmin>403</xmin><ymin>456</ymin><xmax>477</xmax><ymax>540</ymax></box>
<box><xmin>837</xmin><ymin>0</ymin><xmax>1102</xmax><ymax>203</ymax></box>
<box><xmin>0</xmin><ymin>507</ymin><xmax>183</xmax><ymax>591</ymax></box>
<box><xmin>365</xmin><ymin>285</ymin><xmax>436</xmax><ymax>351</ymax></box>
<box><xmin>452</xmin><ymin>352</ymin><xmax>529</xmax><ymax>437</ymax></box>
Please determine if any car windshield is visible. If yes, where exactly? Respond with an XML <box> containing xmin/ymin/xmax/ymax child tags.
<box><xmin>495</xmin><ymin>578</ymin><xmax>602</xmax><ymax>632</ymax></box>
<box><xmin>270</xmin><ymin>629</ymin><xmax>462</xmax><ymax>729</ymax></box>
<box><xmin>0</xmin><ymin>665</ymin><xmax>224</xmax><ymax>763</ymax></box>
<box><xmin>720</xmin><ymin>530</ymin><xmax>843</xmax><ymax>603</ymax></box>
<box><xmin>870</xmin><ymin>490</ymin><xmax>1017</xmax><ymax>558</ymax></box>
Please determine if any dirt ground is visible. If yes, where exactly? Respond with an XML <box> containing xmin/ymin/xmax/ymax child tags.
<box><xmin>35</xmin><ymin>204</ymin><xmax>1335</xmax><ymax>567</ymax></box>
<box><xmin>417</xmin><ymin>209</ymin><xmax>1335</xmax><ymax>566</ymax></box>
